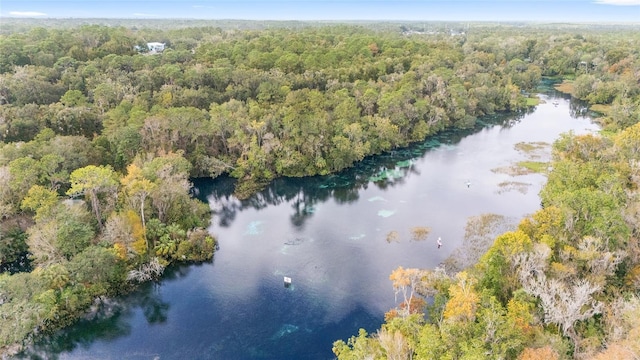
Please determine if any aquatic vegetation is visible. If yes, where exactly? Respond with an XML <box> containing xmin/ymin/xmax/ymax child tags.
<box><xmin>384</xmin><ymin>227</ymin><xmax>431</xmax><ymax>243</ymax></box>
<box><xmin>244</xmin><ymin>220</ymin><xmax>264</xmax><ymax>235</ymax></box>
<box><xmin>423</xmin><ymin>139</ymin><xmax>442</xmax><ymax>149</ymax></box>
<box><xmin>410</xmin><ymin>226</ymin><xmax>431</xmax><ymax>241</ymax></box>
<box><xmin>496</xmin><ymin>181</ymin><xmax>532</xmax><ymax>194</ymax></box>
<box><xmin>525</xmin><ymin>97</ymin><xmax>540</xmax><ymax>106</ymax></box>
<box><xmin>271</xmin><ymin>324</ymin><xmax>300</xmax><ymax>340</ymax></box>
<box><xmin>517</xmin><ymin>161</ymin><xmax>549</xmax><ymax>174</ymax></box>
<box><xmin>514</xmin><ymin>141</ymin><xmax>550</xmax><ymax>159</ymax></box>
<box><xmin>395</xmin><ymin>159</ymin><xmax>414</xmax><ymax>168</ymax></box>
<box><xmin>386</xmin><ymin>231</ymin><xmax>400</xmax><ymax>243</ymax></box>
<box><xmin>491</xmin><ymin>142</ymin><xmax>550</xmax><ymax>177</ymax></box>
<box><xmin>284</xmin><ymin>237</ymin><xmax>306</xmax><ymax>246</ymax></box>
<box><xmin>590</xmin><ymin>104</ymin><xmax>611</xmax><ymax>115</ymax></box>
<box><xmin>377</xmin><ymin>209</ymin><xmax>397</xmax><ymax>218</ymax></box>
<box><xmin>436</xmin><ymin>144</ymin><xmax>457</xmax><ymax>152</ymax></box>
<box><xmin>444</xmin><ymin>213</ymin><xmax>515</xmax><ymax>272</ymax></box>
<box><xmin>554</xmin><ymin>80</ymin><xmax>575</xmax><ymax>95</ymax></box>
<box><xmin>491</xmin><ymin>165</ymin><xmax>535</xmax><ymax>176</ymax></box>
<box><xmin>369</xmin><ymin>169</ymin><xmax>405</xmax><ymax>182</ymax></box>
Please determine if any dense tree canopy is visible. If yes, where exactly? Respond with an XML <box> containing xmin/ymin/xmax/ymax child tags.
<box><xmin>0</xmin><ymin>22</ymin><xmax>557</xmax><ymax>197</ymax></box>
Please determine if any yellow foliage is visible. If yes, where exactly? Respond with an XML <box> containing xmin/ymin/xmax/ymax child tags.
<box><xmin>495</xmin><ymin>230</ymin><xmax>532</xmax><ymax>258</ymax></box>
<box><xmin>614</xmin><ymin>121</ymin><xmax>640</xmax><ymax>152</ymax></box>
<box><xmin>443</xmin><ymin>272</ymin><xmax>479</xmax><ymax>323</ymax></box>
<box><xmin>389</xmin><ymin>266</ymin><xmax>417</xmax><ymax>289</ymax></box>
<box><xmin>113</xmin><ymin>242</ymin><xmax>127</xmax><ymax>260</ymax></box>
<box><xmin>121</xmin><ymin>164</ymin><xmax>142</xmax><ymax>185</ymax></box>
<box><xmin>507</xmin><ymin>299</ymin><xmax>536</xmax><ymax>336</ymax></box>
<box><xmin>562</xmin><ymin>244</ymin><xmax>577</xmax><ymax>257</ymax></box>
<box><xmin>132</xmin><ymin>238</ymin><xmax>147</xmax><ymax>256</ymax></box>
<box><xmin>480</xmin><ymin>230</ymin><xmax>532</xmax><ymax>269</ymax></box>
<box><xmin>539</xmin><ymin>234</ymin><xmax>556</xmax><ymax>249</ymax></box>
<box><xmin>518</xmin><ymin>206</ymin><xmax>564</xmax><ymax>243</ymax></box>
<box><xmin>550</xmin><ymin>261</ymin><xmax>576</xmax><ymax>278</ymax></box>
<box><xmin>125</xmin><ymin>210</ymin><xmax>146</xmax><ymax>255</ymax></box>
<box><xmin>160</xmin><ymin>91</ymin><xmax>173</xmax><ymax>107</ymax></box>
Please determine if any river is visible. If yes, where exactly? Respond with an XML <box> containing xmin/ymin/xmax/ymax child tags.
<box><xmin>22</xmin><ymin>91</ymin><xmax>598</xmax><ymax>359</ymax></box>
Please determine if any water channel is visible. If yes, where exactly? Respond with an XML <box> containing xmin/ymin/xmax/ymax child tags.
<box><xmin>24</xmin><ymin>91</ymin><xmax>599</xmax><ymax>359</ymax></box>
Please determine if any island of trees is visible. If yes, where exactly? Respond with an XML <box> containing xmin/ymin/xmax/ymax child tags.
<box><xmin>0</xmin><ymin>19</ymin><xmax>638</xmax><ymax>358</ymax></box>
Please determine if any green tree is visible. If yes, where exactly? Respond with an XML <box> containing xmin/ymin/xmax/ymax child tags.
<box><xmin>38</xmin><ymin>153</ymin><xmax>68</xmax><ymax>190</ymax></box>
<box><xmin>54</xmin><ymin>204</ymin><xmax>94</xmax><ymax>260</ymax></box>
<box><xmin>21</xmin><ymin>185</ymin><xmax>59</xmax><ymax>221</ymax></box>
<box><xmin>60</xmin><ymin>89</ymin><xmax>87</xmax><ymax>107</ymax></box>
<box><xmin>8</xmin><ymin>157</ymin><xmax>41</xmax><ymax>207</ymax></box>
<box><xmin>0</xmin><ymin>227</ymin><xmax>28</xmax><ymax>268</ymax></box>
<box><xmin>67</xmin><ymin>165</ymin><xmax>119</xmax><ymax>228</ymax></box>
<box><xmin>67</xmin><ymin>245</ymin><xmax>124</xmax><ymax>289</ymax></box>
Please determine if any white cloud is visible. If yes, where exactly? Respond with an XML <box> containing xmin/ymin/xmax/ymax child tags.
<box><xmin>133</xmin><ymin>13</ymin><xmax>159</xmax><ymax>17</ymax></box>
<box><xmin>594</xmin><ymin>0</ymin><xmax>640</xmax><ymax>5</ymax></box>
<box><xmin>9</xmin><ymin>11</ymin><xmax>47</xmax><ymax>17</ymax></box>
<box><xmin>193</xmin><ymin>5</ymin><xmax>215</xmax><ymax>9</ymax></box>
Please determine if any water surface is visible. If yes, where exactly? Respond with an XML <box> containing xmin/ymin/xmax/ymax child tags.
<box><xmin>25</xmin><ymin>93</ymin><xmax>598</xmax><ymax>359</ymax></box>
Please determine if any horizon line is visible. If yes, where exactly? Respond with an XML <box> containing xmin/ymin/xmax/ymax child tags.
<box><xmin>2</xmin><ymin>17</ymin><xmax>640</xmax><ymax>24</ymax></box>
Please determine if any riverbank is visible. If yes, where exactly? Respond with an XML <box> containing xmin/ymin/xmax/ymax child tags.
<box><xmin>21</xmin><ymin>92</ymin><xmax>602</xmax><ymax>359</ymax></box>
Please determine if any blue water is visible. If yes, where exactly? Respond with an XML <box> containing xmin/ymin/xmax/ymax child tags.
<box><xmin>22</xmin><ymin>94</ymin><xmax>598</xmax><ymax>359</ymax></box>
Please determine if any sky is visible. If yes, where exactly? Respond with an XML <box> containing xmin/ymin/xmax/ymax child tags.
<box><xmin>1</xmin><ymin>0</ymin><xmax>639</xmax><ymax>22</ymax></box>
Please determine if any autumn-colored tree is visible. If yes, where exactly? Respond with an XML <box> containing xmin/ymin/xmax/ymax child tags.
<box><xmin>121</xmin><ymin>163</ymin><xmax>156</xmax><ymax>231</ymax></box>
<box><xmin>443</xmin><ymin>271</ymin><xmax>479</xmax><ymax>323</ymax></box>
<box><xmin>389</xmin><ymin>266</ymin><xmax>425</xmax><ymax>318</ymax></box>
<box><xmin>125</xmin><ymin>210</ymin><xmax>146</xmax><ymax>255</ymax></box>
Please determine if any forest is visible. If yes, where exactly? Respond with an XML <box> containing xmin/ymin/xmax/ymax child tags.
<box><xmin>0</xmin><ymin>19</ymin><xmax>638</xmax><ymax>357</ymax></box>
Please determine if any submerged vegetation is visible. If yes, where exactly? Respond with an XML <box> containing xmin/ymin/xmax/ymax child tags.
<box><xmin>0</xmin><ymin>19</ymin><xmax>638</xmax><ymax>357</ymax></box>
<box><xmin>516</xmin><ymin>161</ymin><xmax>548</xmax><ymax>174</ymax></box>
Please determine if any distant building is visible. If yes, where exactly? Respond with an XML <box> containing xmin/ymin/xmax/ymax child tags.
<box><xmin>146</xmin><ymin>42</ymin><xmax>165</xmax><ymax>53</ymax></box>
<box><xmin>135</xmin><ymin>42</ymin><xmax>166</xmax><ymax>54</ymax></box>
